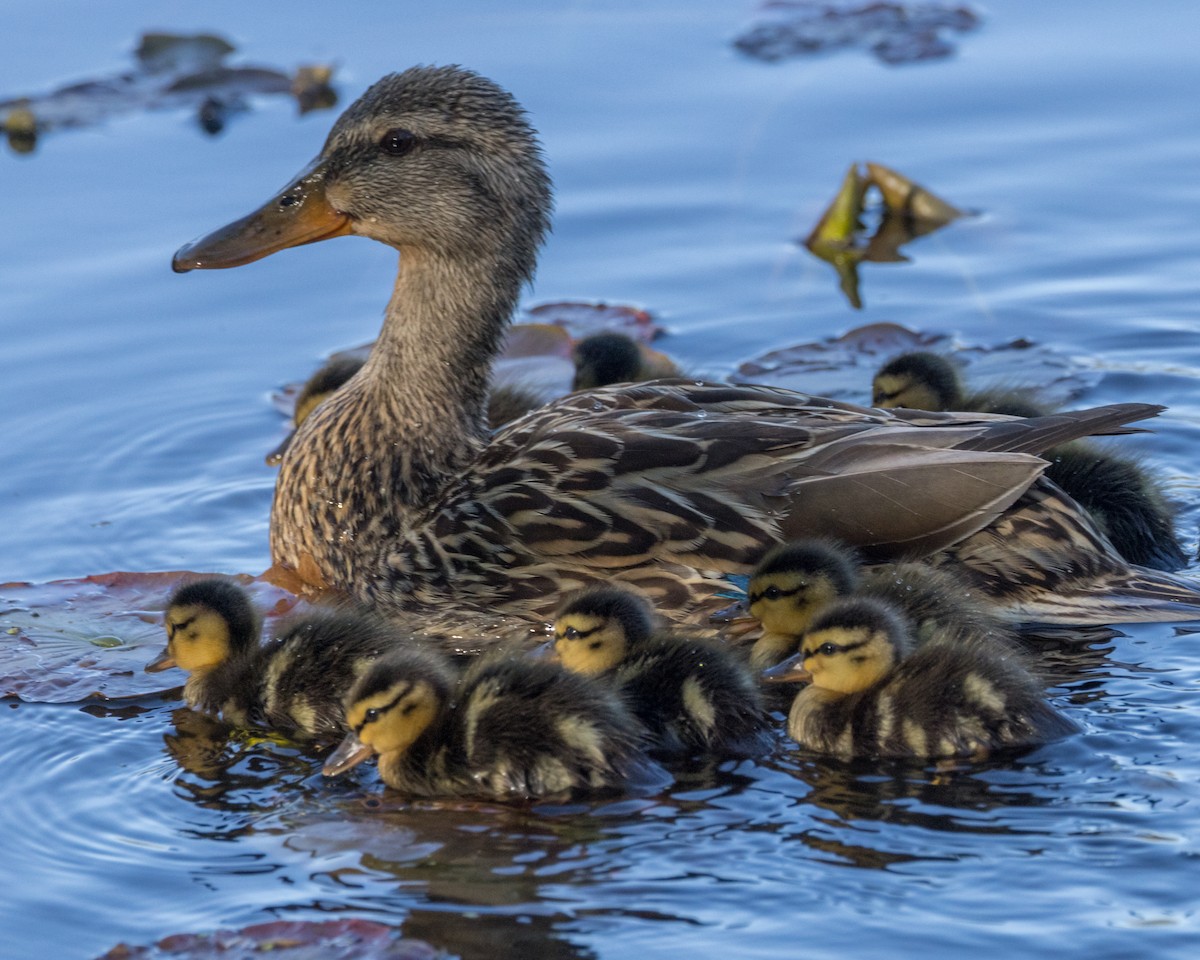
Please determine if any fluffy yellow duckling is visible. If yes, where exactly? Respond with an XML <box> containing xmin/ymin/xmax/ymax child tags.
<box><xmin>871</xmin><ymin>351</ymin><xmax>1187</xmax><ymax>571</ymax></box>
<box><xmin>147</xmin><ymin>578</ymin><xmax>262</xmax><ymax>726</ymax></box>
<box><xmin>764</xmin><ymin>597</ymin><xmax>1078</xmax><ymax>760</ymax></box>
<box><xmin>147</xmin><ymin>578</ymin><xmax>410</xmax><ymax>740</ymax></box>
<box><xmin>745</xmin><ymin>540</ymin><xmax>1012</xmax><ymax>670</ymax></box>
<box><xmin>553</xmin><ymin>586</ymin><xmax>769</xmax><ymax>756</ymax></box>
<box><xmin>324</xmin><ymin>646</ymin><xmax>650</xmax><ymax>799</ymax></box>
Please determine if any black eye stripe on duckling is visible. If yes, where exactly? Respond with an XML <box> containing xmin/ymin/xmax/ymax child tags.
<box><xmin>166</xmin><ymin>616</ymin><xmax>195</xmax><ymax>639</ymax></box>
<box><xmin>747</xmin><ymin>585</ymin><xmax>806</xmax><ymax>604</ymax></box>
<box><xmin>560</xmin><ymin>625</ymin><xmax>600</xmax><ymax>641</ymax></box>
<box><xmin>802</xmin><ymin>639</ymin><xmax>868</xmax><ymax>659</ymax></box>
<box><xmin>354</xmin><ymin>684</ymin><xmax>413</xmax><ymax>734</ymax></box>
<box><xmin>874</xmin><ymin>388</ymin><xmax>901</xmax><ymax>403</ymax></box>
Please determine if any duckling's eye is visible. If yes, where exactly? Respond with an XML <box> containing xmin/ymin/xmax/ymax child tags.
<box><xmin>363</xmin><ymin>707</ymin><xmax>380</xmax><ymax>723</ymax></box>
<box><xmin>818</xmin><ymin>642</ymin><xmax>838</xmax><ymax>657</ymax></box>
<box><xmin>563</xmin><ymin>626</ymin><xmax>580</xmax><ymax>640</ymax></box>
<box><xmin>379</xmin><ymin>129</ymin><xmax>417</xmax><ymax>156</ymax></box>
<box><xmin>763</xmin><ymin>586</ymin><xmax>781</xmax><ymax>601</ymax></box>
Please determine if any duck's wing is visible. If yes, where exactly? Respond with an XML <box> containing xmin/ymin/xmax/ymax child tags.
<box><xmin>477</xmin><ymin>381</ymin><xmax>1164</xmax><ymax>569</ymax></box>
<box><xmin>934</xmin><ymin>478</ymin><xmax>1200</xmax><ymax>624</ymax></box>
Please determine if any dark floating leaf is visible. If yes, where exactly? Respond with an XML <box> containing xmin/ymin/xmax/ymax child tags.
<box><xmin>98</xmin><ymin>918</ymin><xmax>447</xmax><ymax>960</ymax></box>
<box><xmin>0</xmin><ymin>31</ymin><xmax>337</xmax><ymax>155</ymax></box>
<box><xmin>802</xmin><ymin>162</ymin><xmax>967</xmax><ymax>308</ymax></box>
<box><xmin>734</xmin><ymin>1</ymin><xmax>981</xmax><ymax>66</ymax></box>
<box><xmin>733</xmin><ymin>322</ymin><xmax>1100</xmax><ymax>406</ymax></box>
<box><xmin>0</xmin><ymin>571</ymin><xmax>306</xmax><ymax>703</ymax></box>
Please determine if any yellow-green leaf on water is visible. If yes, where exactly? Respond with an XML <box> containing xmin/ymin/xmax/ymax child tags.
<box><xmin>805</xmin><ymin>163</ymin><xmax>867</xmax><ymax>248</ymax></box>
<box><xmin>866</xmin><ymin>161</ymin><xmax>964</xmax><ymax>223</ymax></box>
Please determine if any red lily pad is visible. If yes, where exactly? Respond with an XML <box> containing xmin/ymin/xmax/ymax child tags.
<box><xmin>524</xmin><ymin>301</ymin><xmax>664</xmax><ymax>343</ymax></box>
<box><xmin>0</xmin><ymin>571</ymin><xmax>306</xmax><ymax>703</ymax></box>
<box><xmin>733</xmin><ymin>322</ymin><xmax>1100</xmax><ymax>406</ymax></box>
<box><xmin>98</xmin><ymin>918</ymin><xmax>446</xmax><ymax>960</ymax></box>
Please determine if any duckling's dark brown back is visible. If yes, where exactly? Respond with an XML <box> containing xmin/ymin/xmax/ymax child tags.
<box><xmin>260</xmin><ymin>607</ymin><xmax>413</xmax><ymax>740</ymax></box>
<box><xmin>454</xmin><ymin>653</ymin><xmax>648</xmax><ymax>797</ymax></box>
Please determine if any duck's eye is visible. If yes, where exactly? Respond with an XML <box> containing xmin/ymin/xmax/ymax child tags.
<box><xmin>763</xmin><ymin>586</ymin><xmax>781</xmax><ymax>601</ymax></box>
<box><xmin>563</xmin><ymin>626</ymin><xmax>580</xmax><ymax>640</ymax></box>
<box><xmin>818</xmin><ymin>642</ymin><xmax>838</xmax><ymax>657</ymax></box>
<box><xmin>363</xmin><ymin>707</ymin><xmax>380</xmax><ymax>723</ymax></box>
<box><xmin>379</xmin><ymin>129</ymin><xmax>417</xmax><ymax>156</ymax></box>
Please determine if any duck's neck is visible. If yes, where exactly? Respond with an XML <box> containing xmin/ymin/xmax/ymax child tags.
<box><xmin>271</xmin><ymin>242</ymin><xmax>527</xmax><ymax>593</ymax></box>
<box><xmin>364</xmin><ymin>246</ymin><xmax>517</xmax><ymax>453</ymax></box>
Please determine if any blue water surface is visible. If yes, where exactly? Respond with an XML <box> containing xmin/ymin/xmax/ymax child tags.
<box><xmin>2</xmin><ymin>1</ymin><xmax>1200</xmax><ymax>958</ymax></box>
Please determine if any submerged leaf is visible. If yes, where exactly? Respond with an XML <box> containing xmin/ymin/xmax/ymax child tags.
<box><xmin>0</xmin><ymin>571</ymin><xmax>306</xmax><ymax>703</ymax></box>
<box><xmin>99</xmin><ymin>918</ymin><xmax>445</xmax><ymax>960</ymax></box>
<box><xmin>866</xmin><ymin>161</ymin><xmax>964</xmax><ymax>224</ymax></box>
<box><xmin>734</xmin><ymin>1</ymin><xmax>981</xmax><ymax>66</ymax></box>
<box><xmin>733</xmin><ymin>323</ymin><xmax>1100</xmax><ymax>406</ymax></box>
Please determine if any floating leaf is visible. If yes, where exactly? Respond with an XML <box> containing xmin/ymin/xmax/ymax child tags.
<box><xmin>525</xmin><ymin>301</ymin><xmax>664</xmax><ymax>343</ymax></box>
<box><xmin>733</xmin><ymin>322</ymin><xmax>1100</xmax><ymax>405</ymax></box>
<box><xmin>0</xmin><ymin>571</ymin><xmax>307</xmax><ymax>703</ymax></box>
<box><xmin>866</xmin><ymin>161</ymin><xmax>964</xmax><ymax>224</ymax></box>
<box><xmin>98</xmin><ymin>918</ymin><xmax>446</xmax><ymax>960</ymax></box>
<box><xmin>734</xmin><ymin>1</ymin><xmax>981</xmax><ymax>66</ymax></box>
<box><xmin>1</xmin><ymin>32</ymin><xmax>337</xmax><ymax>155</ymax></box>
<box><xmin>802</xmin><ymin>162</ymin><xmax>968</xmax><ymax>307</ymax></box>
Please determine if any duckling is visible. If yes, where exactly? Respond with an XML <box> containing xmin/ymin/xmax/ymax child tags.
<box><xmin>147</xmin><ymin>577</ymin><xmax>410</xmax><ymax>740</ymax></box>
<box><xmin>571</xmin><ymin>331</ymin><xmax>680</xmax><ymax>390</ymax></box>
<box><xmin>147</xmin><ymin>577</ymin><xmax>263</xmax><ymax>726</ymax></box>
<box><xmin>746</xmin><ymin>539</ymin><xmax>1013</xmax><ymax>670</ymax></box>
<box><xmin>323</xmin><ymin>646</ymin><xmax>649</xmax><ymax>799</ymax></box>
<box><xmin>764</xmin><ymin>597</ymin><xmax>1078</xmax><ymax>760</ymax></box>
<box><xmin>871</xmin><ymin>351</ymin><xmax>1048</xmax><ymax>418</ymax></box>
<box><xmin>871</xmin><ymin>351</ymin><xmax>1187</xmax><ymax>571</ymax></box>
<box><xmin>552</xmin><ymin>586</ymin><xmax>769</xmax><ymax>756</ymax></box>
<box><xmin>268</xmin><ymin>353</ymin><xmax>545</xmax><ymax>463</ymax></box>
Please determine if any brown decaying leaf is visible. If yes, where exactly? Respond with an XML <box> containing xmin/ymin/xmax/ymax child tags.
<box><xmin>99</xmin><ymin>918</ymin><xmax>445</xmax><ymax>960</ymax></box>
<box><xmin>0</xmin><ymin>571</ymin><xmax>307</xmax><ymax>704</ymax></box>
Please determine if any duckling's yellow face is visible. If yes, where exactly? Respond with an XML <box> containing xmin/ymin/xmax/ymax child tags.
<box><xmin>152</xmin><ymin>602</ymin><xmax>234</xmax><ymax>674</ymax></box>
<box><xmin>554</xmin><ymin>612</ymin><xmax>627</xmax><ymax>675</ymax></box>
<box><xmin>343</xmin><ymin>679</ymin><xmax>441</xmax><ymax>759</ymax></box>
<box><xmin>871</xmin><ymin>371</ymin><xmax>941</xmax><ymax>411</ymax></box>
<box><xmin>292</xmin><ymin>389</ymin><xmax>333</xmax><ymax>429</ymax></box>
<box><xmin>747</xmin><ymin>570</ymin><xmax>840</xmax><ymax>637</ymax></box>
<box><xmin>800</xmin><ymin>624</ymin><xmax>896</xmax><ymax>696</ymax></box>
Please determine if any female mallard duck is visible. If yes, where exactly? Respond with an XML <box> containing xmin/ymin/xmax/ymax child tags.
<box><xmin>871</xmin><ymin>351</ymin><xmax>1187</xmax><ymax>572</ymax></box>
<box><xmin>173</xmin><ymin>65</ymin><xmax>1200</xmax><ymax>627</ymax></box>
<box><xmin>552</xmin><ymin>586</ymin><xmax>769</xmax><ymax>755</ymax></box>
<box><xmin>323</xmin><ymin>646</ymin><xmax>650</xmax><ymax>799</ymax></box>
<box><xmin>763</xmin><ymin>597</ymin><xmax>1078</xmax><ymax>760</ymax></box>
<box><xmin>745</xmin><ymin>539</ymin><xmax>1014</xmax><ymax>670</ymax></box>
<box><xmin>147</xmin><ymin>577</ymin><xmax>410</xmax><ymax>740</ymax></box>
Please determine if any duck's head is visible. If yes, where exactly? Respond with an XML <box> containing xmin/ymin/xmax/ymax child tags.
<box><xmin>147</xmin><ymin>578</ymin><xmax>260</xmax><ymax>674</ymax></box>
<box><xmin>571</xmin><ymin>332</ymin><xmax>643</xmax><ymax>390</ymax></box>
<box><xmin>747</xmin><ymin>540</ymin><xmax>859</xmax><ymax>637</ymax></box>
<box><xmin>322</xmin><ymin>647</ymin><xmax>455</xmax><ymax>776</ymax></box>
<box><xmin>764</xmin><ymin>597</ymin><xmax>908</xmax><ymax>695</ymax></box>
<box><xmin>871</xmin><ymin>351</ymin><xmax>962</xmax><ymax>411</ymax></box>
<box><xmin>174</xmin><ymin>65</ymin><xmax>553</xmax><ymax>275</ymax></box>
<box><xmin>552</xmin><ymin>586</ymin><xmax>655</xmax><ymax>675</ymax></box>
